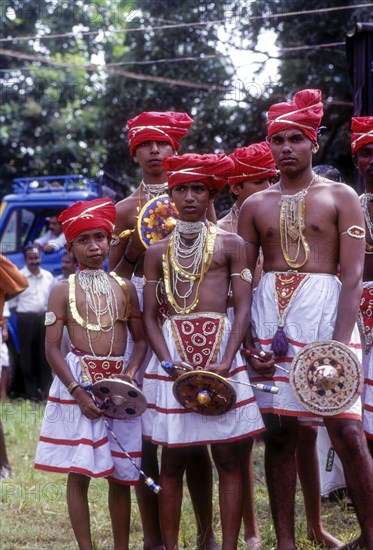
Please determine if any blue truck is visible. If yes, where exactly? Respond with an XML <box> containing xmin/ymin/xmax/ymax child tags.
<box><xmin>0</xmin><ymin>175</ymin><xmax>103</xmax><ymax>395</ymax></box>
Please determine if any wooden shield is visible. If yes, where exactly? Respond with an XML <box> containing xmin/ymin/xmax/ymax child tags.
<box><xmin>173</xmin><ymin>370</ymin><xmax>236</xmax><ymax>416</ymax></box>
<box><xmin>290</xmin><ymin>340</ymin><xmax>363</xmax><ymax>416</ymax></box>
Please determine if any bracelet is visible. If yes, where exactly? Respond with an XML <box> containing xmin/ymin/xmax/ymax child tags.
<box><xmin>67</xmin><ymin>381</ymin><xmax>81</xmax><ymax>395</ymax></box>
<box><xmin>123</xmin><ymin>250</ymin><xmax>137</xmax><ymax>265</ymax></box>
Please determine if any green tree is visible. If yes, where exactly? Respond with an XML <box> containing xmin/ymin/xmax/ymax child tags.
<box><xmin>240</xmin><ymin>0</ymin><xmax>373</xmax><ymax>184</ymax></box>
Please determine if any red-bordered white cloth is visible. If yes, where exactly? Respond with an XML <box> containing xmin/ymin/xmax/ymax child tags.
<box><xmin>142</xmin><ymin>312</ymin><xmax>265</xmax><ymax>447</ymax></box>
<box><xmin>35</xmin><ymin>352</ymin><xmax>142</xmax><ymax>484</ymax></box>
<box><xmin>250</xmin><ymin>272</ymin><xmax>362</xmax><ymax>421</ymax></box>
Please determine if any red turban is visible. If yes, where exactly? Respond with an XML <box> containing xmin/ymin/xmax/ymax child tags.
<box><xmin>351</xmin><ymin>117</ymin><xmax>373</xmax><ymax>154</ymax></box>
<box><xmin>58</xmin><ymin>199</ymin><xmax>116</xmax><ymax>244</ymax></box>
<box><xmin>228</xmin><ymin>141</ymin><xmax>278</xmax><ymax>185</ymax></box>
<box><xmin>164</xmin><ymin>153</ymin><xmax>234</xmax><ymax>192</ymax></box>
<box><xmin>127</xmin><ymin>111</ymin><xmax>193</xmax><ymax>156</ymax></box>
<box><xmin>267</xmin><ymin>89</ymin><xmax>323</xmax><ymax>143</ymax></box>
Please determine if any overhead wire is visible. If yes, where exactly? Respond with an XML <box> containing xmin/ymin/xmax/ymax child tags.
<box><xmin>0</xmin><ymin>2</ymin><xmax>371</xmax><ymax>43</ymax></box>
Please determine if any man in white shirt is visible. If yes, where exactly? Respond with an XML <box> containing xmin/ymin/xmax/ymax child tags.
<box><xmin>8</xmin><ymin>245</ymin><xmax>54</xmax><ymax>401</ymax></box>
<box><xmin>34</xmin><ymin>216</ymin><xmax>66</xmax><ymax>253</ymax></box>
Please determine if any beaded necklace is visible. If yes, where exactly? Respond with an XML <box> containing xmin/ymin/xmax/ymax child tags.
<box><xmin>69</xmin><ymin>270</ymin><xmax>118</xmax><ymax>358</ymax></box>
<box><xmin>141</xmin><ymin>181</ymin><xmax>169</xmax><ymax>202</ymax></box>
<box><xmin>163</xmin><ymin>221</ymin><xmax>217</xmax><ymax>314</ymax></box>
<box><xmin>230</xmin><ymin>203</ymin><xmax>240</xmax><ymax>232</ymax></box>
<box><xmin>279</xmin><ymin>174</ymin><xmax>316</xmax><ymax>269</ymax></box>
<box><xmin>360</xmin><ymin>193</ymin><xmax>373</xmax><ymax>240</ymax></box>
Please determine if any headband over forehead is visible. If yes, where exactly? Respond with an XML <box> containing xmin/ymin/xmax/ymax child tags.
<box><xmin>267</xmin><ymin>89</ymin><xmax>324</xmax><ymax>143</ymax></box>
<box><xmin>351</xmin><ymin>116</ymin><xmax>373</xmax><ymax>154</ymax></box>
<box><xmin>228</xmin><ymin>141</ymin><xmax>278</xmax><ymax>185</ymax></box>
<box><xmin>58</xmin><ymin>198</ymin><xmax>116</xmax><ymax>244</ymax></box>
<box><xmin>164</xmin><ymin>153</ymin><xmax>234</xmax><ymax>193</ymax></box>
<box><xmin>127</xmin><ymin>111</ymin><xmax>193</xmax><ymax>156</ymax></box>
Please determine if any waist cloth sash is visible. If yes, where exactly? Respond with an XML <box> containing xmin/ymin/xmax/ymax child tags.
<box><xmin>250</xmin><ymin>272</ymin><xmax>362</xmax><ymax>421</ymax></box>
<box><xmin>142</xmin><ymin>312</ymin><xmax>265</xmax><ymax>447</ymax></box>
<box><xmin>358</xmin><ymin>282</ymin><xmax>373</xmax><ymax>438</ymax></box>
<box><xmin>35</xmin><ymin>352</ymin><xmax>142</xmax><ymax>484</ymax></box>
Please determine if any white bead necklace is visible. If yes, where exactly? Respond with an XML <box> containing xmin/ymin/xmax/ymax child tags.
<box><xmin>141</xmin><ymin>181</ymin><xmax>168</xmax><ymax>201</ymax></box>
<box><xmin>360</xmin><ymin>193</ymin><xmax>373</xmax><ymax>240</ymax></box>
<box><xmin>171</xmin><ymin>221</ymin><xmax>207</xmax><ymax>308</ymax></box>
<box><xmin>78</xmin><ymin>270</ymin><xmax>118</xmax><ymax>358</ymax></box>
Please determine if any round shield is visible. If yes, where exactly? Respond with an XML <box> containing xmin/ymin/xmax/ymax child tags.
<box><xmin>91</xmin><ymin>378</ymin><xmax>147</xmax><ymax>419</ymax></box>
<box><xmin>173</xmin><ymin>370</ymin><xmax>236</xmax><ymax>416</ymax></box>
<box><xmin>137</xmin><ymin>194</ymin><xmax>180</xmax><ymax>249</ymax></box>
<box><xmin>290</xmin><ymin>340</ymin><xmax>363</xmax><ymax>416</ymax></box>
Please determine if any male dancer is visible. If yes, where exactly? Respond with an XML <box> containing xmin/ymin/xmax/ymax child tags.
<box><xmin>238</xmin><ymin>89</ymin><xmax>373</xmax><ymax>549</ymax></box>
<box><xmin>218</xmin><ymin>141</ymin><xmax>277</xmax><ymax>549</ymax></box>
<box><xmin>354</xmin><ymin>116</ymin><xmax>373</xmax><ymax>458</ymax></box>
<box><xmin>109</xmin><ymin>111</ymin><xmax>217</xmax><ymax>550</ymax></box>
<box><xmin>143</xmin><ymin>153</ymin><xmax>265</xmax><ymax>550</ymax></box>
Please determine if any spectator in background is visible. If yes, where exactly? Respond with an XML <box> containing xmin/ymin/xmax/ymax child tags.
<box><xmin>1</xmin><ymin>302</ymin><xmax>11</xmax><ymax>402</ymax></box>
<box><xmin>34</xmin><ymin>215</ymin><xmax>66</xmax><ymax>253</ymax></box>
<box><xmin>8</xmin><ymin>245</ymin><xmax>54</xmax><ymax>401</ymax></box>
<box><xmin>54</xmin><ymin>251</ymin><xmax>78</xmax><ymax>282</ymax></box>
<box><xmin>313</xmin><ymin>164</ymin><xmax>345</xmax><ymax>183</ymax></box>
<box><xmin>0</xmin><ymin>253</ymin><xmax>29</xmax><ymax>479</ymax></box>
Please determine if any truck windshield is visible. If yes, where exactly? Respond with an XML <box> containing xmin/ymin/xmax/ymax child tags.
<box><xmin>0</xmin><ymin>207</ymin><xmax>35</xmax><ymax>253</ymax></box>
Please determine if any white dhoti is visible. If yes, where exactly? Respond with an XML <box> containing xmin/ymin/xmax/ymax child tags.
<box><xmin>142</xmin><ymin>312</ymin><xmax>265</xmax><ymax>447</ymax></box>
<box><xmin>35</xmin><ymin>352</ymin><xmax>142</xmax><ymax>484</ymax></box>
<box><xmin>250</xmin><ymin>272</ymin><xmax>362</xmax><ymax>420</ymax></box>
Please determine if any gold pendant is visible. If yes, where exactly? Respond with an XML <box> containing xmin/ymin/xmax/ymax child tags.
<box><xmin>287</xmin><ymin>225</ymin><xmax>299</xmax><ymax>241</ymax></box>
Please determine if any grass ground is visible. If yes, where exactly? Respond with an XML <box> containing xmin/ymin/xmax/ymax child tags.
<box><xmin>0</xmin><ymin>400</ymin><xmax>360</xmax><ymax>549</ymax></box>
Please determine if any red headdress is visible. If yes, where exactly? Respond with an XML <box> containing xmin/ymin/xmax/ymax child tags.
<box><xmin>351</xmin><ymin>117</ymin><xmax>373</xmax><ymax>154</ymax></box>
<box><xmin>267</xmin><ymin>89</ymin><xmax>323</xmax><ymax>143</ymax></box>
<box><xmin>127</xmin><ymin>111</ymin><xmax>193</xmax><ymax>156</ymax></box>
<box><xmin>228</xmin><ymin>141</ymin><xmax>277</xmax><ymax>186</ymax></box>
<box><xmin>164</xmin><ymin>153</ymin><xmax>234</xmax><ymax>193</ymax></box>
<box><xmin>58</xmin><ymin>198</ymin><xmax>116</xmax><ymax>244</ymax></box>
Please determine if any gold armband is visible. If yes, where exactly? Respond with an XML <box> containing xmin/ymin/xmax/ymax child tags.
<box><xmin>118</xmin><ymin>229</ymin><xmax>134</xmax><ymax>240</ymax></box>
<box><xmin>67</xmin><ymin>381</ymin><xmax>81</xmax><ymax>395</ymax></box>
<box><xmin>340</xmin><ymin>226</ymin><xmax>365</xmax><ymax>239</ymax></box>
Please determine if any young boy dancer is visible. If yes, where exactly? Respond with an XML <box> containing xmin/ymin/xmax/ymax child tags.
<box><xmin>35</xmin><ymin>198</ymin><xmax>147</xmax><ymax>550</ymax></box>
<box><xmin>142</xmin><ymin>153</ymin><xmax>265</xmax><ymax>550</ymax></box>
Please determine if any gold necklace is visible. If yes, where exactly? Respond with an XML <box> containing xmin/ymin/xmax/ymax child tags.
<box><xmin>68</xmin><ymin>271</ymin><xmax>128</xmax><ymax>330</ymax></box>
<box><xmin>279</xmin><ymin>175</ymin><xmax>315</xmax><ymax>269</ymax></box>
<box><xmin>162</xmin><ymin>222</ymin><xmax>217</xmax><ymax>314</ymax></box>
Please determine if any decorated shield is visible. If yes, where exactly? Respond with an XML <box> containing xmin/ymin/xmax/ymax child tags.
<box><xmin>137</xmin><ymin>194</ymin><xmax>179</xmax><ymax>249</ymax></box>
<box><xmin>173</xmin><ymin>370</ymin><xmax>236</xmax><ymax>416</ymax></box>
<box><xmin>91</xmin><ymin>378</ymin><xmax>147</xmax><ymax>419</ymax></box>
<box><xmin>290</xmin><ymin>340</ymin><xmax>363</xmax><ymax>416</ymax></box>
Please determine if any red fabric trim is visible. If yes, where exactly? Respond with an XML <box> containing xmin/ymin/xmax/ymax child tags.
<box><xmin>48</xmin><ymin>395</ymin><xmax>77</xmax><ymax>405</ymax></box>
<box><xmin>258</xmin><ymin>407</ymin><xmax>361</xmax><ymax>421</ymax></box>
<box><xmin>150</xmin><ymin>397</ymin><xmax>257</xmax><ymax>415</ymax></box>
<box><xmin>39</xmin><ymin>435</ymin><xmax>108</xmax><ymax>448</ymax></box>
<box><xmin>364</xmin><ymin>404</ymin><xmax>373</xmax><ymax>413</ymax></box>
<box><xmin>35</xmin><ymin>463</ymin><xmax>114</xmax><ymax>478</ymax></box>
<box><xmin>111</xmin><ymin>450</ymin><xmax>142</xmax><ymax>459</ymax></box>
<box><xmin>150</xmin><ymin>427</ymin><xmax>266</xmax><ymax>448</ymax></box>
<box><xmin>365</xmin><ymin>379</ymin><xmax>373</xmax><ymax>387</ymax></box>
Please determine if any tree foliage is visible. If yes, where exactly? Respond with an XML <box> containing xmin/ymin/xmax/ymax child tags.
<box><xmin>1</xmin><ymin>0</ymin><xmax>372</xmax><ymax>200</ymax></box>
